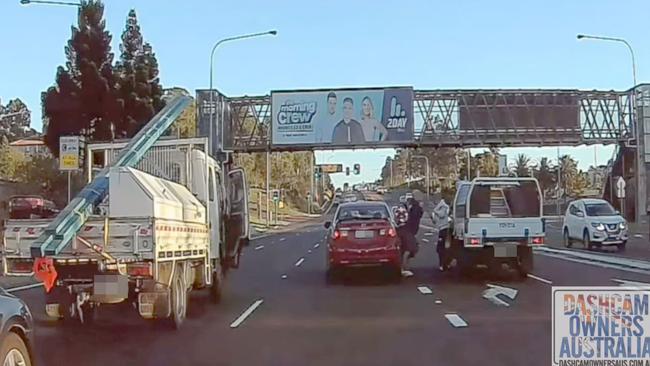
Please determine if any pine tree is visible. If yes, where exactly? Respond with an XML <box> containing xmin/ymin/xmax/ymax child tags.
<box><xmin>43</xmin><ymin>0</ymin><xmax>122</xmax><ymax>156</ymax></box>
<box><xmin>115</xmin><ymin>10</ymin><xmax>165</xmax><ymax>137</ymax></box>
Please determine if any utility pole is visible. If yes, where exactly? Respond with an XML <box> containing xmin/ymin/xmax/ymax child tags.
<box><xmin>266</xmin><ymin>150</ymin><xmax>271</xmax><ymax>227</ymax></box>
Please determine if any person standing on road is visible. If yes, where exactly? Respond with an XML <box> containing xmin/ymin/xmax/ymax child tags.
<box><xmin>432</xmin><ymin>196</ymin><xmax>450</xmax><ymax>271</ymax></box>
<box><xmin>395</xmin><ymin>203</ymin><xmax>416</xmax><ymax>277</ymax></box>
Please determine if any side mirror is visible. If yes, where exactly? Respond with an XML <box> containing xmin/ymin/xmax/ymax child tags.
<box><xmin>576</xmin><ymin>211</ymin><xmax>585</xmax><ymax>218</ymax></box>
<box><xmin>615</xmin><ymin>210</ymin><xmax>621</xmax><ymax>215</ymax></box>
<box><xmin>324</xmin><ymin>221</ymin><xmax>331</xmax><ymax>229</ymax></box>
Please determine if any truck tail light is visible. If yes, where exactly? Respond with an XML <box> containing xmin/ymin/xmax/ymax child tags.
<box><xmin>532</xmin><ymin>237</ymin><xmax>544</xmax><ymax>245</ymax></box>
<box><xmin>468</xmin><ymin>238</ymin><xmax>481</xmax><ymax>246</ymax></box>
<box><xmin>127</xmin><ymin>262</ymin><xmax>152</xmax><ymax>277</ymax></box>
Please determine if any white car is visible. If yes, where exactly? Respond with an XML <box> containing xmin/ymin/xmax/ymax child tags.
<box><xmin>562</xmin><ymin>198</ymin><xmax>628</xmax><ymax>251</ymax></box>
<box><xmin>405</xmin><ymin>192</ymin><xmax>414</xmax><ymax>200</ymax></box>
<box><xmin>399</xmin><ymin>195</ymin><xmax>407</xmax><ymax>204</ymax></box>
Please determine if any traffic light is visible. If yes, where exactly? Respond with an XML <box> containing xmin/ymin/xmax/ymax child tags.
<box><xmin>314</xmin><ymin>166</ymin><xmax>321</xmax><ymax>179</ymax></box>
<box><xmin>345</xmin><ymin>167</ymin><xmax>350</xmax><ymax>176</ymax></box>
<box><xmin>353</xmin><ymin>163</ymin><xmax>360</xmax><ymax>175</ymax></box>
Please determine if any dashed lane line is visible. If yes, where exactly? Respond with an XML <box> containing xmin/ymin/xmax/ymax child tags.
<box><xmin>527</xmin><ymin>273</ymin><xmax>552</xmax><ymax>285</ymax></box>
<box><xmin>254</xmin><ymin>245</ymin><xmax>264</xmax><ymax>250</ymax></box>
<box><xmin>417</xmin><ymin>286</ymin><xmax>433</xmax><ymax>295</ymax></box>
<box><xmin>279</xmin><ymin>237</ymin><xmax>286</xmax><ymax>242</ymax></box>
<box><xmin>295</xmin><ymin>258</ymin><xmax>305</xmax><ymax>267</ymax></box>
<box><xmin>314</xmin><ymin>243</ymin><xmax>320</xmax><ymax>248</ymax></box>
<box><xmin>445</xmin><ymin>314</ymin><xmax>468</xmax><ymax>328</ymax></box>
<box><xmin>230</xmin><ymin>299</ymin><xmax>264</xmax><ymax>328</ymax></box>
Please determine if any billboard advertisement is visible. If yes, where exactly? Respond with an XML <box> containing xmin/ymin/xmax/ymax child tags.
<box><xmin>271</xmin><ymin>87</ymin><xmax>414</xmax><ymax>147</ymax></box>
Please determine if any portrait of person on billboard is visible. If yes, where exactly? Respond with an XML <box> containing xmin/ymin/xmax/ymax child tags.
<box><xmin>360</xmin><ymin>96</ymin><xmax>388</xmax><ymax>142</ymax></box>
<box><xmin>331</xmin><ymin>97</ymin><xmax>365</xmax><ymax>144</ymax></box>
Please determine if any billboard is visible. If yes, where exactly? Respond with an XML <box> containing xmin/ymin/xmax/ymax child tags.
<box><xmin>271</xmin><ymin>87</ymin><xmax>414</xmax><ymax>147</ymax></box>
<box><xmin>458</xmin><ymin>93</ymin><xmax>580</xmax><ymax>131</ymax></box>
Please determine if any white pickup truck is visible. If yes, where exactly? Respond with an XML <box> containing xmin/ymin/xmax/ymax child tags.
<box><xmin>449</xmin><ymin>177</ymin><xmax>545</xmax><ymax>277</ymax></box>
<box><xmin>1</xmin><ymin>138</ymin><xmax>249</xmax><ymax>328</ymax></box>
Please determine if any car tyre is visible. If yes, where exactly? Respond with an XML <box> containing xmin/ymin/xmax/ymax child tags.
<box><xmin>169</xmin><ymin>265</ymin><xmax>187</xmax><ymax>330</ymax></box>
<box><xmin>563</xmin><ymin>229</ymin><xmax>572</xmax><ymax>248</ymax></box>
<box><xmin>617</xmin><ymin>241</ymin><xmax>627</xmax><ymax>252</ymax></box>
<box><xmin>583</xmin><ymin>230</ymin><xmax>593</xmax><ymax>250</ymax></box>
<box><xmin>210</xmin><ymin>260</ymin><xmax>224</xmax><ymax>304</ymax></box>
<box><xmin>0</xmin><ymin>332</ymin><xmax>32</xmax><ymax>366</ymax></box>
<box><xmin>517</xmin><ymin>246</ymin><xmax>533</xmax><ymax>279</ymax></box>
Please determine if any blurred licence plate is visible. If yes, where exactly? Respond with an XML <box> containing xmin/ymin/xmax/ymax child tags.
<box><xmin>494</xmin><ymin>244</ymin><xmax>517</xmax><ymax>258</ymax></box>
<box><xmin>354</xmin><ymin>230</ymin><xmax>374</xmax><ymax>239</ymax></box>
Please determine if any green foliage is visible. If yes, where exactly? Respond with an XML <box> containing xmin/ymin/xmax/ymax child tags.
<box><xmin>43</xmin><ymin>0</ymin><xmax>122</xmax><ymax>156</ymax></box>
<box><xmin>0</xmin><ymin>136</ymin><xmax>24</xmax><ymax>180</ymax></box>
<box><xmin>0</xmin><ymin>98</ymin><xmax>35</xmax><ymax>142</ymax></box>
<box><xmin>513</xmin><ymin>153</ymin><xmax>532</xmax><ymax>177</ymax></box>
<box><xmin>558</xmin><ymin>154</ymin><xmax>587</xmax><ymax>197</ymax></box>
<box><xmin>532</xmin><ymin>157</ymin><xmax>555</xmax><ymax>198</ymax></box>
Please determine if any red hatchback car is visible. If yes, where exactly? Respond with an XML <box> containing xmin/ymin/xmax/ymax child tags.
<box><xmin>324</xmin><ymin>201</ymin><xmax>401</xmax><ymax>282</ymax></box>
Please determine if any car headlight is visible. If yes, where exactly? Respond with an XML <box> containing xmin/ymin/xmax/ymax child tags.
<box><xmin>591</xmin><ymin>223</ymin><xmax>605</xmax><ymax>231</ymax></box>
<box><xmin>619</xmin><ymin>222</ymin><xmax>627</xmax><ymax>230</ymax></box>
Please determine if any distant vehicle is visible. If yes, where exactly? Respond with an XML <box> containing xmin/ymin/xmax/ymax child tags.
<box><xmin>562</xmin><ymin>198</ymin><xmax>628</xmax><ymax>251</ymax></box>
<box><xmin>7</xmin><ymin>195</ymin><xmax>58</xmax><ymax>220</ymax></box>
<box><xmin>0</xmin><ymin>288</ymin><xmax>34</xmax><ymax>366</ymax></box>
<box><xmin>324</xmin><ymin>201</ymin><xmax>401</xmax><ymax>282</ymax></box>
<box><xmin>342</xmin><ymin>194</ymin><xmax>358</xmax><ymax>203</ymax></box>
<box><xmin>449</xmin><ymin>178</ymin><xmax>544</xmax><ymax>278</ymax></box>
<box><xmin>376</xmin><ymin>187</ymin><xmax>387</xmax><ymax>194</ymax></box>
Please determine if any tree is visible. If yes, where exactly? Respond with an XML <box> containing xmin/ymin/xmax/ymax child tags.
<box><xmin>532</xmin><ymin>157</ymin><xmax>555</xmax><ymax>198</ymax></box>
<box><xmin>475</xmin><ymin>149</ymin><xmax>499</xmax><ymax>177</ymax></box>
<box><xmin>115</xmin><ymin>10</ymin><xmax>165</xmax><ymax>137</ymax></box>
<box><xmin>558</xmin><ymin>155</ymin><xmax>587</xmax><ymax>197</ymax></box>
<box><xmin>43</xmin><ymin>0</ymin><xmax>123</xmax><ymax>156</ymax></box>
<box><xmin>0</xmin><ymin>136</ymin><xmax>24</xmax><ymax>180</ymax></box>
<box><xmin>0</xmin><ymin>98</ymin><xmax>35</xmax><ymax>142</ymax></box>
<box><xmin>512</xmin><ymin>153</ymin><xmax>531</xmax><ymax>177</ymax></box>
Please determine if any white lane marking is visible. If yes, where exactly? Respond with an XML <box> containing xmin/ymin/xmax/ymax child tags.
<box><xmin>482</xmin><ymin>284</ymin><xmax>518</xmax><ymax>307</ymax></box>
<box><xmin>445</xmin><ymin>313</ymin><xmax>468</xmax><ymax>328</ymax></box>
<box><xmin>295</xmin><ymin>258</ymin><xmax>305</xmax><ymax>267</ymax></box>
<box><xmin>435</xmin><ymin>300</ymin><xmax>442</xmax><ymax>304</ymax></box>
<box><xmin>534</xmin><ymin>246</ymin><xmax>650</xmax><ymax>270</ymax></box>
<box><xmin>281</xmin><ymin>274</ymin><xmax>288</xmax><ymax>279</ymax></box>
<box><xmin>534</xmin><ymin>248</ymin><xmax>650</xmax><ymax>275</ymax></box>
<box><xmin>417</xmin><ymin>286</ymin><xmax>433</xmax><ymax>295</ymax></box>
<box><xmin>422</xmin><ymin>238</ymin><xmax>429</xmax><ymax>243</ymax></box>
<box><xmin>307</xmin><ymin>249</ymin><xmax>312</xmax><ymax>253</ymax></box>
<box><xmin>230</xmin><ymin>299</ymin><xmax>264</xmax><ymax>328</ymax></box>
<box><xmin>314</xmin><ymin>243</ymin><xmax>320</xmax><ymax>248</ymax></box>
<box><xmin>527</xmin><ymin>273</ymin><xmax>553</xmax><ymax>285</ymax></box>
<box><xmin>279</xmin><ymin>237</ymin><xmax>286</xmax><ymax>242</ymax></box>
<box><xmin>424</xmin><ymin>232</ymin><xmax>434</xmax><ymax>236</ymax></box>
<box><xmin>634</xmin><ymin>234</ymin><xmax>643</xmax><ymax>239</ymax></box>
<box><xmin>6</xmin><ymin>283</ymin><xmax>43</xmax><ymax>293</ymax></box>
<box><xmin>250</xmin><ymin>233</ymin><xmax>271</xmax><ymax>241</ymax></box>
<box><xmin>612</xmin><ymin>278</ymin><xmax>650</xmax><ymax>288</ymax></box>
<box><xmin>420</xmin><ymin>224</ymin><xmax>434</xmax><ymax>230</ymax></box>
<box><xmin>254</xmin><ymin>245</ymin><xmax>264</xmax><ymax>250</ymax></box>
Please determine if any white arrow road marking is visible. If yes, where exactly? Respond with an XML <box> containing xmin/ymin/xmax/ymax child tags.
<box><xmin>6</xmin><ymin>283</ymin><xmax>43</xmax><ymax>293</ymax></box>
<box><xmin>295</xmin><ymin>258</ymin><xmax>305</xmax><ymax>267</ymax></box>
<box><xmin>482</xmin><ymin>284</ymin><xmax>518</xmax><ymax>307</ymax></box>
<box><xmin>417</xmin><ymin>286</ymin><xmax>433</xmax><ymax>295</ymax></box>
<box><xmin>445</xmin><ymin>313</ymin><xmax>468</xmax><ymax>328</ymax></box>
<box><xmin>612</xmin><ymin>278</ymin><xmax>650</xmax><ymax>288</ymax></box>
<box><xmin>254</xmin><ymin>245</ymin><xmax>264</xmax><ymax>250</ymax></box>
<box><xmin>527</xmin><ymin>273</ymin><xmax>552</xmax><ymax>285</ymax></box>
<box><xmin>230</xmin><ymin>299</ymin><xmax>264</xmax><ymax>328</ymax></box>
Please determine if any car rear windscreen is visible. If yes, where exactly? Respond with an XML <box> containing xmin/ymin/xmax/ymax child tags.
<box><xmin>338</xmin><ymin>205</ymin><xmax>390</xmax><ymax>220</ymax></box>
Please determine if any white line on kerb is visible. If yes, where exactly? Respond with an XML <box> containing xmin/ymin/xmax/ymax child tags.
<box><xmin>295</xmin><ymin>258</ymin><xmax>305</xmax><ymax>267</ymax></box>
<box><xmin>6</xmin><ymin>283</ymin><xmax>43</xmax><ymax>293</ymax></box>
<box><xmin>279</xmin><ymin>237</ymin><xmax>286</xmax><ymax>242</ymax></box>
<box><xmin>230</xmin><ymin>299</ymin><xmax>264</xmax><ymax>328</ymax></box>
<box><xmin>417</xmin><ymin>286</ymin><xmax>433</xmax><ymax>295</ymax></box>
<box><xmin>527</xmin><ymin>273</ymin><xmax>552</xmax><ymax>285</ymax></box>
<box><xmin>445</xmin><ymin>313</ymin><xmax>468</xmax><ymax>328</ymax></box>
<box><xmin>254</xmin><ymin>245</ymin><xmax>264</xmax><ymax>250</ymax></box>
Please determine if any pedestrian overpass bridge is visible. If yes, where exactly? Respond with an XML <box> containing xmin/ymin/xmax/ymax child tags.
<box><xmin>196</xmin><ymin>85</ymin><xmax>650</xmax><ymax>223</ymax></box>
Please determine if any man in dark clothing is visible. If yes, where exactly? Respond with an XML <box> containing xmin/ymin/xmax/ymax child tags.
<box><xmin>331</xmin><ymin>97</ymin><xmax>365</xmax><ymax>145</ymax></box>
<box><xmin>406</xmin><ymin>197</ymin><xmax>423</xmax><ymax>236</ymax></box>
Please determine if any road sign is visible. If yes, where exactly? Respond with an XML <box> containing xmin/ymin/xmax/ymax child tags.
<box><xmin>59</xmin><ymin>136</ymin><xmax>83</xmax><ymax>171</ymax></box>
<box><xmin>615</xmin><ymin>176</ymin><xmax>626</xmax><ymax>198</ymax></box>
<box><xmin>497</xmin><ymin>155</ymin><xmax>508</xmax><ymax>177</ymax></box>
<box><xmin>482</xmin><ymin>284</ymin><xmax>518</xmax><ymax>307</ymax></box>
<box><xmin>318</xmin><ymin>164</ymin><xmax>343</xmax><ymax>173</ymax></box>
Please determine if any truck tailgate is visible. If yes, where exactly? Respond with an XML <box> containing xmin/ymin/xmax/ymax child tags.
<box><xmin>466</xmin><ymin>217</ymin><xmax>544</xmax><ymax>242</ymax></box>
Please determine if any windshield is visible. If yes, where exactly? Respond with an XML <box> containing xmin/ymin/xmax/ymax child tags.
<box><xmin>337</xmin><ymin>205</ymin><xmax>390</xmax><ymax>221</ymax></box>
<box><xmin>585</xmin><ymin>202</ymin><xmax>616</xmax><ymax>217</ymax></box>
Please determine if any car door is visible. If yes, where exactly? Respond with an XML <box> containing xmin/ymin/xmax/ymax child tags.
<box><xmin>226</xmin><ymin>168</ymin><xmax>249</xmax><ymax>254</ymax></box>
<box><xmin>564</xmin><ymin>203</ymin><xmax>576</xmax><ymax>238</ymax></box>
<box><xmin>568</xmin><ymin>202</ymin><xmax>585</xmax><ymax>238</ymax></box>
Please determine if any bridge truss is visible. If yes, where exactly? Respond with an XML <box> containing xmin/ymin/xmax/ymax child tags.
<box><xmin>221</xmin><ymin>89</ymin><xmax>634</xmax><ymax>152</ymax></box>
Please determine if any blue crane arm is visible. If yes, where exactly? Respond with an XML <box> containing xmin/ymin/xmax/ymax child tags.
<box><xmin>31</xmin><ymin>96</ymin><xmax>192</xmax><ymax>258</ymax></box>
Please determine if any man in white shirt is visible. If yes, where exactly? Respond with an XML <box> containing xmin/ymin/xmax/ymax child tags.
<box><xmin>432</xmin><ymin>196</ymin><xmax>450</xmax><ymax>271</ymax></box>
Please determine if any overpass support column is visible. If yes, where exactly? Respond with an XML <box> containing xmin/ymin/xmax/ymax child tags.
<box><xmin>635</xmin><ymin>85</ymin><xmax>650</xmax><ymax>225</ymax></box>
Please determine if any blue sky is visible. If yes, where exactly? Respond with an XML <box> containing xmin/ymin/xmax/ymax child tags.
<box><xmin>1</xmin><ymin>0</ymin><xmax>647</xmax><ymax>187</ymax></box>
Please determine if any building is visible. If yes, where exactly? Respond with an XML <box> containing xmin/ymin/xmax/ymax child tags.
<box><xmin>9</xmin><ymin>136</ymin><xmax>51</xmax><ymax>160</ymax></box>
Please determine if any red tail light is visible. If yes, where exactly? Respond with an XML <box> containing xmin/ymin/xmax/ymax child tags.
<box><xmin>127</xmin><ymin>262</ymin><xmax>152</xmax><ymax>277</ymax></box>
<box><xmin>469</xmin><ymin>238</ymin><xmax>480</xmax><ymax>246</ymax></box>
<box><xmin>387</xmin><ymin>228</ymin><xmax>397</xmax><ymax>237</ymax></box>
<box><xmin>532</xmin><ymin>237</ymin><xmax>544</xmax><ymax>245</ymax></box>
<box><xmin>332</xmin><ymin>230</ymin><xmax>341</xmax><ymax>240</ymax></box>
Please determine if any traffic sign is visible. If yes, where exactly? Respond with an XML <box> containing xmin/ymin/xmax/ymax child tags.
<box><xmin>497</xmin><ymin>155</ymin><xmax>508</xmax><ymax>177</ymax></box>
<box><xmin>59</xmin><ymin>136</ymin><xmax>84</xmax><ymax>171</ymax></box>
<box><xmin>318</xmin><ymin>164</ymin><xmax>343</xmax><ymax>173</ymax></box>
<box><xmin>615</xmin><ymin>176</ymin><xmax>626</xmax><ymax>199</ymax></box>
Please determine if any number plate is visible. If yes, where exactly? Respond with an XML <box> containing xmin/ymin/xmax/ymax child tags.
<box><xmin>494</xmin><ymin>244</ymin><xmax>517</xmax><ymax>258</ymax></box>
<box><xmin>354</xmin><ymin>230</ymin><xmax>374</xmax><ymax>239</ymax></box>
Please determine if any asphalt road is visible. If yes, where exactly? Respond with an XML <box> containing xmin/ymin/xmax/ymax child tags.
<box><xmin>7</xmin><ymin>190</ymin><xmax>650</xmax><ymax>366</ymax></box>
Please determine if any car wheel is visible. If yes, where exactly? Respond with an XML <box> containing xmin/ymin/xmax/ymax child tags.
<box><xmin>583</xmin><ymin>230</ymin><xmax>593</xmax><ymax>250</ymax></box>
<box><xmin>617</xmin><ymin>241</ymin><xmax>627</xmax><ymax>252</ymax></box>
<box><xmin>0</xmin><ymin>332</ymin><xmax>32</xmax><ymax>366</ymax></box>
<box><xmin>325</xmin><ymin>266</ymin><xmax>339</xmax><ymax>285</ymax></box>
<box><xmin>563</xmin><ymin>229</ymin><xmax>572</xmax><ymax>248</ymax></box>
<box><xmin>517</xmin><ymin>246</ymin><xmax>533</xmax><ymax>279</ymax></box>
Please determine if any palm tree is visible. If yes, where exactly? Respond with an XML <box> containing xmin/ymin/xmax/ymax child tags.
<box><xmin>513</xmin><ymin>153</ymin><xmax>531</xmax><ymax>177</ymax></box>
<box><xmin>533</xmin><ymin>157</ymin><xmax>555</xmax><ymax>199</ymax></box>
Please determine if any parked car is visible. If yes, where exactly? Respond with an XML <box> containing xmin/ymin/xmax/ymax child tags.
<box><xmin>7</xmin><ymin>195</ymin><xmax>57</xmax><ymax>220</ymax></box>
<box><xmin>0</xmin><ymin>288</ymin><xmax>35</xmax><ymax>366</ymax></box>
<box><xmin>562</xmin><ymin>198</ymin><xmax>628</xmax><ymax>251</ymax></box>
<box><xmin>324</xmin><ymin>201</ymin><xmax>401</xmax><ymax>282</ymax></box>
<box><xmin>376</xmin><ymin>187</ymin><xmax>387</xmax><ymax>194</ymax></box>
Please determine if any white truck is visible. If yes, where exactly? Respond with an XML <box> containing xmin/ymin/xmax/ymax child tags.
<box><xmin>1</xmin><ymin>138</ymin><xmax>249</xmax><ymax>328</ymax></box>
<box><xmin>449</xmin><ymin>177</ymin><xmax>545</xmax><ymax>277</ymax></box>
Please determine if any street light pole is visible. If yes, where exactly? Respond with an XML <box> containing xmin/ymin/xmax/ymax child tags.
<box><xmin>413</xmin><ymin>155</ymin><xmax>430</xmax><ymax>201</ymax></box>
<box><xmin>208</xmin><ymin>30</ymin><xmax>277</xmax><ymax>153</ymax></box>
<box><xmin>20</xmin><ymin>0</ymin><xmax>80</xmax><ymax>6</ymax></box>
<box><xmin>577</xmin><ymin>34</ymin><xmax>637</xmax><ymax>87</ymax></box>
